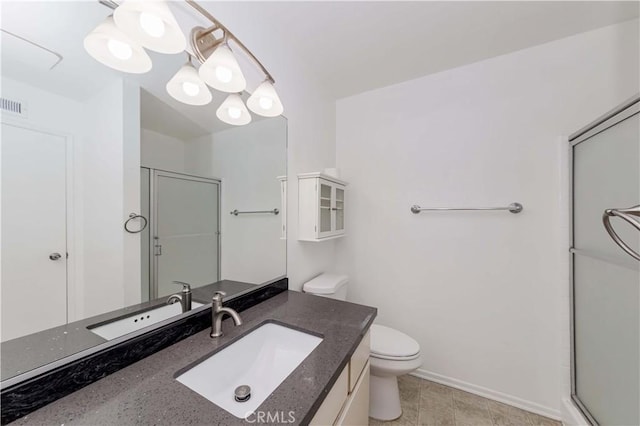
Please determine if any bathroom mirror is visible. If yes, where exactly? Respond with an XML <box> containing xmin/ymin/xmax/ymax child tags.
<box><xmin>0</xmin><ymin>1</ymin><xmax>286</xmax><ymax>382</ymax></box>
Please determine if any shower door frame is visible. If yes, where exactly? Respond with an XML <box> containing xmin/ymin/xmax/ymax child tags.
<box><xmin>568</xmin><ymin>94</ymin><xmax>640</xmax><ymax>426</ymax></box>
<box><xmin>145</xmin><ymin>168</ymin><xmax>222</xmax><ymax>300</ymax></box>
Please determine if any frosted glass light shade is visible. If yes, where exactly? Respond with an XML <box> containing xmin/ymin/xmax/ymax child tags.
<box><xmin>84</xmin><ymin>16</ymin><xmax>151</xmax><ymax>74</ymax></box>
<box><xmin>114</xmin><ymin>0</ymin><xmax>186</xmax><ymax>54</ymax></box>
<box><xmin>166</xmin><ymin>63</ymin><xmax>212</xmax><ymax>106</ymax></box>
<box><xmin>247</xmin><ymin>80</ymin><xmax>284</xmax><ymax>117</ymax></box>
<box><xmin>198</xmin><ymin>44</ymin><xmax>247</xmax><ymax>93</ymax></box>
<box><xmin>216</xmin><ymin>94</ymin><xmax>251</xmax><ymax>126</ymax></box>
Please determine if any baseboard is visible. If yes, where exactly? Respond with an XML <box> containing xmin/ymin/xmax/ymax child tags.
<box><xmin>411</xmin><ymin>369</ymin><xmax>562</xmax><ymax>421</ymax></box>
<box><xmin>561</xmin><ymin>397</ymin><xmax>590</xmax><ymax>426</ymax></box>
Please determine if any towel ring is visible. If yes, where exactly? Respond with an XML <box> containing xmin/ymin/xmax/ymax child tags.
<box><xmin>124</xmin><ymin>213</ymin><xmax>148</xmax><ymax>234</ymax></box>
<box><xmin>602</xmin><ymin>205</ymin><xmax>640</xmax><ymax>262</ymax></box>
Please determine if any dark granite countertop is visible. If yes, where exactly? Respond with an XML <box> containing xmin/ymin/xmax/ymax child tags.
<box><xmin>1</xmin><ymin>280</ymin><xmax>259</xmax><ymax>382</ymax></box>
<box><xmin>11</xmin><ymin>291</ymin><xmax>376</xmax><ymax>426</ymax></box>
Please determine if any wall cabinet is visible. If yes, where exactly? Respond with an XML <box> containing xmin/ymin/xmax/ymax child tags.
<box><xmin>310</xmin><ymin>331</ymin><xmax>370</xmax><ymax>426</ymax></box>
<box><xmin>298</xmin><ymin>173</ymin><xmax>347</xmax><ymax>241</ymax></box>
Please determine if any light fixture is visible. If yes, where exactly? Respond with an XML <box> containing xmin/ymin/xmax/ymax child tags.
<box><xmin>216</xmin><ymin>94</ymin><xmax>251</xmax><ymax>126</ymax></box>
<box><xmin>198</xmin><ymin>43</ymin><xmax>247</xmax><ymax>93</ymax></box>
<box><xmin>84</xmin><ymin>15</ymin><xmax>151</xmax><ymax>74</ymax></box>
<box><xmin>247</xmin><ymin>80</ymin><xmax>283</xmax><ymax>117</ymax></box>
<box><xmin>113</xmin><ymin>0</ymin><xmax>186</xmax><ymax>54</ymax></box>
<box><xmin>166</xmin><ymin>58</ymin><xmax>212</xmax><ymax>106</ymax></box>
<box><xmin>88</xmin><ymin>0</ymin><xmax>283</xmax><ymax>126</ymax></box>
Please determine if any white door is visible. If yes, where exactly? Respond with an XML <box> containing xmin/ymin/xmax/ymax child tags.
<box><xmin>154</xmin><ymin>171</ymin><xmax>220</xmax><ymax>298</ymax></box>
<box><xmin>1</xmin><ymin>123</ymin><xmax>68</xmax><ymax>341</ymax></box>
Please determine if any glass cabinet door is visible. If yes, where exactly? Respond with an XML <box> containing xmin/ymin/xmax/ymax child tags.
<box><xmin>335</xmin><ymin>187</ymin><xmax>345</xmax><ymax>232</ymax></box>
<box><xmin>319</xmin><ymin>182</ymin><xmax>333</xmax><ymax>235</ymax></box>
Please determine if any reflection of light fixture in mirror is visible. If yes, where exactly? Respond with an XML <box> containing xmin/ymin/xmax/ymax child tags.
<box><xmin>247</xmin><ymin>80</ymin><xmax>283</xmax><ymax>117</ymax></box>
<box><xmin>113</xmin><ymin>0</ymin><xmax>186</xmax><ymax>54</ymax></box>
<box><xmin>84</xmin><ymin>15</ymin><xmax>151</xmax><ymax>73</ymax></box>
<box><xmin>198</xmin><ymin>44</ymin><xmax>247</xmax><ymax>93</ymax></box>
<box><xmin>88</xmin><ymin>0</ymin><xmax>283</xmax><ymax>122</ymax></box>
<box><xmin>216</xmin><ymin>94</ymin><xmax>251</xmax><ymax>126</ymax></box>
<box><xmin>166</xmin><ymin>58</ymin><xmax>212</xmax><ymax>106</ymax></box>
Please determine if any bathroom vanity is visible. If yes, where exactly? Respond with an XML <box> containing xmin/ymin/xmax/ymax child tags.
<box><xmin>9</xmin><ymin>291</ymin><xmax>376</xmax><ymax>425</ymax></box>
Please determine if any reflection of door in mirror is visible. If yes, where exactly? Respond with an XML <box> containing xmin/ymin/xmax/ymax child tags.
<box><xmin>1</xmin><ymin>123</ymin><xmax>69</xmax><ymax>341</ymax></box>
<box><xmin>151</xmin><ymin>171</ymin><xmax>220</xmax><ymax>299</ymax></box>
<box><xmin>141</xmin><ymin>168</ymin><xmax>151</xmax><ymax>302</ymax></box>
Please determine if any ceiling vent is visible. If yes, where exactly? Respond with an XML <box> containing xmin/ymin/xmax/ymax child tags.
<box><xmin>0</xmin><ymin>97</ymin><xmax>28</xmax><ymax>119</ymax></box>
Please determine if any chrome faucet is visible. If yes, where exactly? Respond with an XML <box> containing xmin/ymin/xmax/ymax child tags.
<box><xmin>210</xmin><ymin>291</ymin><xmax>242</xmax><ymax>338</ymax></box>
<box><xmin>167</xmin><ymin>281</ymin><xmax>193</xmax><ymax>313</ymax></box>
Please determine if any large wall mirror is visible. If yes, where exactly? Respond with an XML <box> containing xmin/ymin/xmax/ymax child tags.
<box><xmin>0</xmin><ymin>1</ymin><xmax>286</xmax><ymax>383</ymax></box>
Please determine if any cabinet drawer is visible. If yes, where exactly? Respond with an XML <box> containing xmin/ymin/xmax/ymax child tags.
<box><xmin>310</xmin><ymin>365</ymin><xmax>349</xmax><ymax>426</ymax></box>
<box><xmin>349</xmin><ymin>331</ymin><xmax>370</xmax><ymax>393</ymax></box>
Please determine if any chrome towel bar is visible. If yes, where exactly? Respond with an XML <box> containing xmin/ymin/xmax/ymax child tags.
<box><xmin>411</xmin><ymin>203</ymin><xmax>523</xmax><ymax>214</ymax></box>
<box><xmin>230</xmin><ymin>208</ymin><xmax>279</xmax><ymax>216</ymax></box>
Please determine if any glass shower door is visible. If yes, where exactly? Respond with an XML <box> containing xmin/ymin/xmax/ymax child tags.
<box><xmin>153</xmin><ymin>170</ymin><xmax>220</xmax><ymax>298</ymax></box>
<box><xmin>571</xmin><ymin>98</ymin><xmax>639</xmax><ymax>425</ymax></box>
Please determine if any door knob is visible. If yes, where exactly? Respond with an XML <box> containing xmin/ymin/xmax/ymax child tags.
<box><xmin>49</xmin><ymin>252</ymin><xmax>62</xmax><ymax>261</ymax></box>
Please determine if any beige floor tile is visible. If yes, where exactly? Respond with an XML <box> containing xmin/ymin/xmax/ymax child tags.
<box><xmin>487</xmin><ymin>400</ymin><xmax>532</xmax><ymax>426</ymax></box>
<box><xmin>452</xmin><ymin>388</ymin><xmax>490</xmax><ymax>410</ymax></box>
<box><xmin>419</xmin><ymin>391</ymin><xmax>454</xmax><ymax>426</ymax></box>
<box><xmin>398</xmin><ymin>375</ymin><xmax>420</xmax><ymax>425</ymax></box>
<box><xmin>453</xmin><ymin>398</ymin><xmax>493</xmax><ymax>426</ymax></box>
<box><xmin>526</xmin><ymin>412</ymin><xmax>562</xmax><ymax>426</ymax></box>
<box><xmin>369</xmin><ymin>376</ymin><xmax>561</xmax><ymax>426</ymax></box>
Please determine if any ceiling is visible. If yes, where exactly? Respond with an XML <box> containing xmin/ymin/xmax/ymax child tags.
<box><xmin>205</xmin><ymin>1</ymin><xmax>639</xmax><ymax>99</ymax></box>
<box><xmin>1</xmin><ymin>1</ymin><xmax>638</xmax><ymax>127</ymax></box>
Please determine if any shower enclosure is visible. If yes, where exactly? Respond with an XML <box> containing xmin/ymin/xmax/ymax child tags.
<box><xmin>140</xmin><ymin>168</ymin><xmax>221</xmax><ymax>301</ymax></box>
<box><xmin>569</xmin><ymin>96</ymin><xmax>639</xmax><ymax>425</ymax></box>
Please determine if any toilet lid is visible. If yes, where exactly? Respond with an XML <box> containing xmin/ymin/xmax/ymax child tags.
<box><xmin>370</xmin><ymin>324</ymin><xmax>420</xmax><ymax>359</ymax></box>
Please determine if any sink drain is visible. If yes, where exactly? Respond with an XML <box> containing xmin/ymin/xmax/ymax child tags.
<box><xmin>234</xmin><ymin>385</ymin><xmax>251</xmax><ymax>402</ymax></box>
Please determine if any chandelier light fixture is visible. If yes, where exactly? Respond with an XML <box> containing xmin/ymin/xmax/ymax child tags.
<box><xmin>216</xmin><ymin>93</ymin><xmax>252</xmax><ymax>126</ymax></box>
<box><xmin>84</xmin><ymin>15</ymin><xmax>152</xmax><ymax>73</ymax></box>
<box><xmin>85</xmin><ymin>0</ymin><xmax>283</xmax><ymax>125</ymax></box>
<box><xmin>165</xmin><ymin>56</ymin><xmax>212</xmax><ymax>106</ymax></box>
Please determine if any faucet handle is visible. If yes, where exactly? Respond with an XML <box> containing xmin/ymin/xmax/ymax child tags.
<box><xmin>172</xmin><ymin>281</ymin><xmax>192</xmax><ymax>292</ymax></box>
<box><xmin>212</xmin><ymin>291</ymin><xmax>226</xmax><ymax>302</ymax></box>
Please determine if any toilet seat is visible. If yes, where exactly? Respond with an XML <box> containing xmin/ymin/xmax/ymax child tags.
<box><xmin>370</xmin><ymin>324</ymin><xmax>420</xmax><ymax>361</ymax></box>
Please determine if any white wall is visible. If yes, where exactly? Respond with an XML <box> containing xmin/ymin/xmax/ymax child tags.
<box><xmin>122</xmin><ymin>80</ymin><xmax>141</xmax><ymax>307</ymax></box>
<box><xmin>191</xmin><ymin>3</ymin><xmax>338</xmax><ymax>291</ymax></box>
<box><xmin>335</xmin><ymin>19</ymin><xmax>639</xmax><ymax>418</ymax></box>
<box><xmin>82</xmin><ymin>79</ymin><xmax>141</xmax><ymax>318</ymax></box>
<box><xmin>140</xmin><ymin>128</ymin><xmax>186</xmax><ymax>173</ymax></box>
<box><xmin>185</xmin><ymin>118</ymin><xmax>287</xmax><ymax>284</ymax></box>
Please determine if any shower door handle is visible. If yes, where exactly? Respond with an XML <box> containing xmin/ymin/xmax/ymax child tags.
<box><xmin>603</xmin><ymin>204</ymin><xmax>640</xmax><ymax>261</ymax></box>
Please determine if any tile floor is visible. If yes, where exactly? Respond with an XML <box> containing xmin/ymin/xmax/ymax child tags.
<box><xmin>369</xmin><ymin>375</ymin><xmax>562</xmax><ymax>426</ymax></box>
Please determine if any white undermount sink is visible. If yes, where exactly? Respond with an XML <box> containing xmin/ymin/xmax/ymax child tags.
<box><xmin>88</xmin><ymin>302</ymin><xmax>203</xmax><ymax>340</ymax></box>
<box><xmin>176</xmin><ymin>322</ymin><xmax>323</xmax><ymax>419</ymax></box>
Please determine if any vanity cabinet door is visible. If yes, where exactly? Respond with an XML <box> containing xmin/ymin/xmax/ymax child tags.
<box><xmin>310</xmin><ymin>366</ymin><xmax>349</xmax><ymax>426</ymax></box>
<box><xmin>336</xmin><ymin>361</ymin><xmax>370</xmax><ymax>426</ymax></box>
<box><xmin>349</xmin><ymin>331</ymin><xmax>370</xmax><ymax>392</ymax></box>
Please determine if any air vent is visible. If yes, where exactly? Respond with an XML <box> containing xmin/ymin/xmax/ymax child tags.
<box><xmin>0</xmin><ymin>97</ymin><xmax>27</xmax><ymax>118</ymax></box>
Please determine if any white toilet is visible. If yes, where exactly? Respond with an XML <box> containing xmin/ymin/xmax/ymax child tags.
<box><xmin>303</xmin><ymin>274</ymin><xmax>422</xmax><ymax>421</ymax></box>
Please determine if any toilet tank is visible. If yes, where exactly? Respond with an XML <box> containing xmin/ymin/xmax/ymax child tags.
<box><xmin>303</xmin><ymin>273</ymin><xmax>349</xmax><ymax>301</ymax></box>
